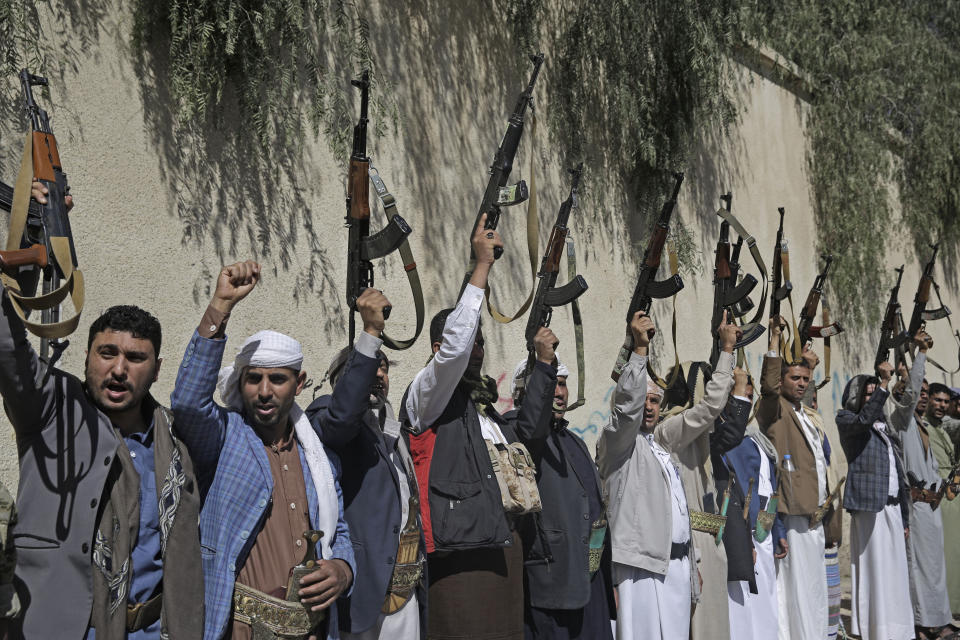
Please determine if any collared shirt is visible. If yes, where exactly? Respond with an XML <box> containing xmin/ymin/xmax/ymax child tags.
<box><xmin>794</xmin><ymin>407</ymin><xmax>828</xmax><ymax>503</ymax></box>
<box><xmin>645</xmin><ymin>434</ymin><xmax>689</xmax><ymax>544</ymax></box>
<box><xmin>232</xmin><ymin>434</ymin><xmax>311</xmax><ymax>640</ymax></box>
<box><xmin>86</xmin><ymin>424</ymin><xmax>163</xmax><ymax>640</ymax></box>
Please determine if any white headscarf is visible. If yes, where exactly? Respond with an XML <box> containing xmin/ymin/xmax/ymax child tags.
<box><xmin>510</xmin><ymin>353</ymin><xmax>569</xmax><ymax>401</ymax></box>
<box><xmin>216</xmin><ymin>330</ymin><xmax>338</xmax><ymax>560</ymax></box>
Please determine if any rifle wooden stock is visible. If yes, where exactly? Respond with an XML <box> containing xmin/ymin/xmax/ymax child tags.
<box><xmin>646</xmin><ymin>229</ymin><xmax>667</xmax><ymax>268</ymax></box>
<box><xmin>544</xmin><ymin>227</ymin><xmax>567</xmax><ymax>273</ymax></box>
<box><xmin>348</xmin><ymin>158</ymin><xmax>370</xmax><ymax>220</ymax></box>
<box><xmin>0</xmin><ymin>244</ymin><xmax>47</xmax><ymax>274</ymax></box>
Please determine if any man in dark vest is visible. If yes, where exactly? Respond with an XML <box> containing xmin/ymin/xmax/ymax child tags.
<box><xmin>0</xmin><ymin>185</ymin><xmax>203</xmax><ymax>640</ymax></box>
<box><xmin>507</xmin><ymin>346</ymin><xmax>615</xmax><ymax>640</ymax></box>
<box><xmin>307</xmin><ymin>293</ymin><xmax>427</xmax><ymax>639</ymax></box>
<box><xmin>403</xmin><ymin>217</ymin><xmax>555</xmax><ymax>640</ymax></box>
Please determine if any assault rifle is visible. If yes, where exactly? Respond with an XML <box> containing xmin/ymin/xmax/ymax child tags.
<box><xmin>769</xmin><ymin>207</ymin><xmax>792</xmax><ymax>318</ymax></box>
<box><xmin>345</xmin><ymin>71</ymin><xmax>421</xmax><ymax>350</ymax></box>
<box><xmin>906</xmin><ymin>243</ymin><xmax>951</xmax><ymax>339</ymax></box>
<box><xmin>458</xmin><ymin>53</ymin><xmax>544</xmax><ymax>296</ymax></box>
<box><xmin>0</xmin><ymin>70</ymin><xmax>82</xmax><ymax>362</ymax></box>
<box><xmin>518</xmin><ymin>164</ymin><xmax>588</xmax><ymax>394</ymax></box>
<box><xmin>874</xmin><ymin>265</ymin><xmax>908</xmax><ymax>369</ymax></box>
<box><xmin>795</xmin><ymin>255</ymin><xmax>843</xmax><ymax>349</ymax></box>
<box><xmin>710</xmin><ymin>192</ymin><xmax>764</xmax><ymax>369</ymax></box>
<box><xmin>610</xmin><ymin>172</ymin><xmax>685</xmax><ymax>381</ymax></box>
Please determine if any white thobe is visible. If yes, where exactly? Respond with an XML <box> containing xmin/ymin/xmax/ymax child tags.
<box><xmin>776</xmin><ymin>407</ymin><xmax>828</xmax><ymax>640</ymax></box>
<box><xmin>614</xmin><ymin>436</ymin><xmax>691</xmax><ymax>640</ymax></box>
<box><xmin>849</xmin><ymin>422</ymin><xmax>913</xmax><ymax>640</ymax></box>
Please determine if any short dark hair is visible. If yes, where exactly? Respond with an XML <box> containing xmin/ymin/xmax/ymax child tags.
<box><xmin>780</xmin><ymin>360</ymin><xmax>811</xmax><ymax>378</ymax></box>
<box><xmin>929</xmin><ymin>382</ymin><xmax>952</xmax><ymax>399</ymax></box>
<box><xmin>87</xmin><ymin>305</ymin><xmax>162</xmax><ymax>357</ymax></box>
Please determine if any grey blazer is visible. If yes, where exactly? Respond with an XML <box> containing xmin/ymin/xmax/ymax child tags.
<box><xmin>0</xmin><ymin>289</ymin><xmax>204</xmax><ymax>639</ymax></box>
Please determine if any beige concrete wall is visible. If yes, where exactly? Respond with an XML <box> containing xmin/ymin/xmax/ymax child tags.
<box><xmin>1</xmin><ymin>2</ymin><xmax>958</xmax><ymax>549</ymax></box>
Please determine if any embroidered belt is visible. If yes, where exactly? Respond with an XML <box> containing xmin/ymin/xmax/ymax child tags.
<box><xmin>382</xmin><ymin>527</ymin><xmax>424</xmax><ymax>615</ymax></box>
<box><xmin>233</xmin><ymin>581</ymin><xmax>324</xmax><ymax>640</ymax></box>
<box><xmin>690</xmin><ymin>510</ymin><xmax>726</xmax><ymax>537</ymax></box>
<box><xmin>588</xmin><ymin>518</ymin><xmax>607</xmax><ymax>575</ymax></box>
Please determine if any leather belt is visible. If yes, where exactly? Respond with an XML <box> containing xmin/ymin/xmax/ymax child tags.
<box><xmin>886</xmin><ymin>495</ymin><xmax>901</xmax><ymax>506</ymax></box>
<box><xmin>126</xmin><ymin>592</ymin><xmax>162</xmax><ymax>632</ymax></box>
<box><xmin>670</xmin><ymin>541</ymin><xmax>690</xmax><ymax>560</ymax></box>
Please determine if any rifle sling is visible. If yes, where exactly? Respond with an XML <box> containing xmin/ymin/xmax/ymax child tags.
<box><xmin>367</xmin><ymin>166</ymin><xmax>424</xmax><ymax>351</ymax></box>
<box><xmin>715</xmin><ymin>206</ymin><xmax>768</xmax><ymax>330</ymax></box>
<box><xmin>564</xmin><ymin>239</ymin><xmax>587</xmax><ymax>411</ymax></box>
<box><xmin>1</xmin><ymin>131</ymin><xmax>84</xmax><ymax>341</ymax></box>
<box><xmin>646</xmin><ymin>238</ymin><xmax>683</xmax><ymax>390</ymax></box>
<box><xmin>817</xmin><ymin>300</ymin><xmax>833</xmax><ymax>390</ymax></box>
<box><xmin>486</xmin><ymin>113</ymin><xmax>539</xmax><ymax>324</ymax></box>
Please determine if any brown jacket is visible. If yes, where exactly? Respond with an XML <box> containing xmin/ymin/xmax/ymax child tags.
<box><xmin>757</xmin><ymin>355</ymin><xmax>822</xmax><ymax>517</ymax></box>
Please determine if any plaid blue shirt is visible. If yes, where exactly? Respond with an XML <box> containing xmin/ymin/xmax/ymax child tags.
<box><xmin>170</xmin><ymin>331</ymin><xmax>355</xmax><ymax>640</ymax></box>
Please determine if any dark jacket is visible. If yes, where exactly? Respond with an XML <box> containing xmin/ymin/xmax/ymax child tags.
<box><xmin>724</xmin><ymin>436</ymin><xmax>787</xmax><ymax>545</ymax></box>
<box><xmin>710</xmin><ymin>397</ymin><xmax>755</xmax><ymax>591</ymax></box>
<box><xmin>403</xmin><ymin>385</ymin><xmax>524</xmax><ymax>553</ymax></box>
<box><xmin>836</xmin><ymin>375</ymin><xmax>909</xmax><ymax>525</ymax></box>
<box><xmin>307</xmin><ymin>346</ymin><xmax>426</xmax><ymax>637</ymax></box>
<box><xmin>505</xmin><ymin>362</ymin><xmax>616</xmax><ymax>615</ymax></box>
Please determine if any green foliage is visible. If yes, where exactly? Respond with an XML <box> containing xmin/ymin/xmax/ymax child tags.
<box><xmin>509</xmin><ymin>0</ymin><xmax>960</xmax><ymax>344</ymax></box>
<box><xmin>130</xmin><ymin>0</ymin><xmax>397</xmax><ymax>161</ymax></box>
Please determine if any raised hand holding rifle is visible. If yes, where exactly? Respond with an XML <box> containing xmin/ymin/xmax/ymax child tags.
<box><xmin>344</xmin><ymin>70</ymin><xmax>424</xmax><ymax>350</ymax></box>
<box><xmin>709</xmin><ymin>192</ymin><xmax>765</xmax><ymax>369</ymax></box>
<box><xmin>459</xmin><ymin>53</ymin><xmax>544</xmax><ymax>316</ymax></box>
<box><xmin>610</xmin><ymin>172</ymin><xmax>684</xmax><ymax>381</ymax></box>
<box><xmin>516</xmin><ymin>164</ymin><xmax>588</xmax><ymax>400</ymax></box>
<box><xmin>0</xmin><ymin>69</ymin><xmax>84</xmax><ymax>367</ymax></box>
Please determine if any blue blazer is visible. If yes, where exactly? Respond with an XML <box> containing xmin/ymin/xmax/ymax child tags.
<box><xmin>307</xmin><ymin>346</ymin><xmax>427</xmax><ymax>637</ymax></box>
<box><xmin>724</xmin><ymin>436</ymin><xmax>786</xmax><ymax>544</ymax></box>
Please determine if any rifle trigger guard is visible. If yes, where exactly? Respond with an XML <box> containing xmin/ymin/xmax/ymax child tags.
<box><xmin>359</xmin><ymin>215</ymin><xmax>412</xmax><ymax>261</ymax></box>
<box><xmin>644</xmin><ymin>274</ymin><xmax>684</xmax><ymax>300</ymax></box>
<box><xmin>542</xmin><ymin>275</ymin><xmax>589</xmax><ymax>307</ymax></box>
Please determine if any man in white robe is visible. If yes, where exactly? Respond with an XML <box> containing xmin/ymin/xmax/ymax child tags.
<box><xmin>837</xmin><ymin>363</ymin><xmax>914</xmax><ymax>640</ymax></box>
<box><xmin>598</xmin><ymin>311</ymin><xmax>739</xmax><ymax>639</ymax></box>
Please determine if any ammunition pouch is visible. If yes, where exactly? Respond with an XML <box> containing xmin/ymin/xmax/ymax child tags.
<box><xmin>485</xmin><ymin>441</ymin><xmax>542</xmax><ymax>515</ymax></box>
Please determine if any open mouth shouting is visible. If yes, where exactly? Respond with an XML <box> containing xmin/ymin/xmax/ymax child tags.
<box><xmin>103</xmin><ymin>379</ymin><xmax>132</xmax><ymax>403</ymax></box>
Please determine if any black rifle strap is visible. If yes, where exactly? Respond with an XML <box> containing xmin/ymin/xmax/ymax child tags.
<box><xmin>486</xmin><ymin>113</ymin><xmax>540</xmax><ymax>324</ymax></box>
<box><xmin>368</xmin><ymin>166</ymin><xmax>424</xmax><ymax>350</ymax></box>
<box><xmin>564</xmin><ymin>238</ymin><xmax>586</xmax><ymax>412</ymax></box>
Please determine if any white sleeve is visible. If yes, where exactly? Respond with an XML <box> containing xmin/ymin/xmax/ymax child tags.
<box><xmin>404</xmin><ymin>284</ymin><xmax>484</xmax><ymax>432</ymax></box>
